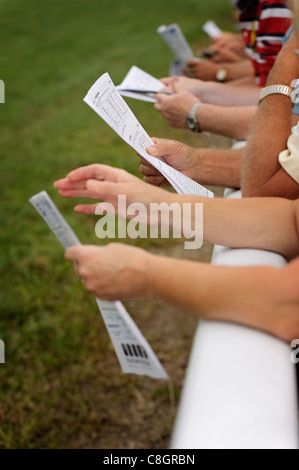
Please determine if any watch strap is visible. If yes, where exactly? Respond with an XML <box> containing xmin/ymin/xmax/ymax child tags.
<box><xmin>186</xmin><ymin>102</ymin><xmax>202</xmax><ymax>133</ymax></box>
<box><xmin>259</xmin><ymin>84</ymin><xmax>298</xmax><ymax>105</ymax></box>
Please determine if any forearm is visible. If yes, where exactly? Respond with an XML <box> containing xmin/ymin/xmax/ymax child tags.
<box><xmin>190</xmin><ymin>147</ymin><xmax>243</xmax><ymax>188</ymax></box>
<box><xmin>197</xmin><ymin>104</ymin><xmax>256</xmax><ymax>140</ymax></box>
<box><xmin>146</xmin><ymin>255</ymin><xmax>297</xmax><ymax>341</ymax></box>
<box><xmin>242</xmin><ymin>96</ymin><xmax>295</xmax><ymax>197</ymax></box>
<box><xmin>242</xmin><ymin>34</ymin><xmax>299</xmax><ymax>198</ymax></box>
<box><xmin>199</xmin><ymin>82</ymin><xmax>260</xmax><ymax>106</ymax></box>
<box><xmin>167</xmin><ymin>193</ymin><xmax>299</xmax><ymax>259</ymax></box>
<box><xmin>221</xmin><ymin>59</ymin><xmax>254</xmax><ymax>82</ymax></box>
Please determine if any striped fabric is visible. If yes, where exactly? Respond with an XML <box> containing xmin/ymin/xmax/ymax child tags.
<box><xmin>239</xmin><ymin>0</ymin><xmax>293</xmax><ymax>86</ymax></box>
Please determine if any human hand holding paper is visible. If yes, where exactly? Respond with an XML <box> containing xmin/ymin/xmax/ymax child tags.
<box><xmin>65</xmin><ymin>243</ymin><xmax>152</xmax><ymax>301</ymax></box>
<box><xmin>154</xmin><ymin>80</ymin><xmax>200</xmax><ymax>128</ymax></box>
<box><xmin>184</xmin><ymin>59</ymin><xmax>219</xmax><ymax>81</ymax></box>
<box><xmin>139</xmin><ymin>138</ymin><xmax>199</xmax><ymax>186</ymax></box>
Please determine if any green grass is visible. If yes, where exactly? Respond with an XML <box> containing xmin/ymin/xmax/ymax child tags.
<box><xmin>0</xmin><ymin>0</ymin><xmax>233</xmax><ymax>448</ymax></box>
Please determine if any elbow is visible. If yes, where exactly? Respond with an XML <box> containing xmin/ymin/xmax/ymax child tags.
<box><xmin>242</xmin><ymin>181</ymin><xmax>299</xmax><ymax>199</ymax></box>
<box><xmin>241</xmin><ymin>184</ymin><xmax>269</xmax><ymax>198</ymax></box>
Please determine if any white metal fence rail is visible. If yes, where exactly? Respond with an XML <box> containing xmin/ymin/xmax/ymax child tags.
<box><xmin>170</xmin><ymin>189</ymin><xmax>299</xmax><ymax>449</ymax></box>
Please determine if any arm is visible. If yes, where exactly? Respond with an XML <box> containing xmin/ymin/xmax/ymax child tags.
<box><xmin>154</xmin><ymin>88</ymin><xmax>256</xmax><ymax>140</ymax></box>
<box><xmin>65</xmin><ymin>243</ymin><xmax>299</xmax><ymax>342</ymax></box>
<box><xmin>160</xmin><ymin>76</ymin><xmax>260</xmax><ymax>106</ymax></box>
<box><xmin>241</xmin><ymin>34</ymin><xmax>299</xmax><ymax>198</ymax></box>
<box><xmin>140</xmin><ymin>138</ymin><xmax>243</xmax><ymax>188</ymax></box>
<box><xmin>147</xmin><ymin>253</ymin><xmax>299</xmax><ymax>342</ymax></box>
<box><xmin>185</xmin><ymin>58</ymin><xmax>254</xmax><ymax>82</ymax></box>
<box><xmin>54</xmin><ymin>164</ymin><xmax>299</xmax><ymax>259</ymax></box>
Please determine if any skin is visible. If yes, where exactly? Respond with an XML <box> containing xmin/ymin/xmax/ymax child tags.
<box><xmin>206</xmin><ymin>47</ymin><xmax>246</xmax><ymax>64</ymax></box>
<box><xmin>241</xmin><ymin>33</ymin><xmax>299</xmax><ymax>198</ymax></box>
<box><xmin>54</xmin><ymin>164</ymin><xmax>299</xmax><ymax>342</ymax></box>
<box><xmin>139</xmin><ymin>138</ymin><xmax>243</xmax><ymax>189</ymax></box>
<box><xmin>143</xmin><ymin>34</ymin><xmax>299</xmax><ymax>198</ymax></box>
<box><xmin>184</xmin><ymin>58</ymin><xmax>253</xmax><ymax>83</ymax></box>
<box><xmin>159</xmin><ymin>75</ymin><xmax>261</xmax><ymax>106</ymax></box>
<box><xmin>154</xmin><ymin>80</ymin><xmax>257</xmax><ymax>140</ymax></box>
<box><xmin>209</xmin><ymin>32</ymin><xmax>248</xmax><ymax>62</ymax></box>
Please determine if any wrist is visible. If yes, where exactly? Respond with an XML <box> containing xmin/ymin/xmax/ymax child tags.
<box><xmin>186</xmin><ymin>101</ymin><xmax>202</xmax><ymax>133</ymax></box>
<box><xmin>145</xmin><ymin>253</ymin><xmax>173</xmax><ymax>301</ymax></box>
<box><xmin>216</xmin><ymin>66</ymin><xmax>228</xmax><ymax>82</ymax></box>
<box><xmin>259</xmin><ymin>84</ymin><xmax>297</xmax><ymax>106</ymax></box>
<box><xmin>200</xmin><ymin>81</ymin><xmax>223</xmax><ymax>103</ymax></box>
<box><xmin>144</xmin><ymin>253</ymin><xmax>164</xmax><ymax>300</ymax></box>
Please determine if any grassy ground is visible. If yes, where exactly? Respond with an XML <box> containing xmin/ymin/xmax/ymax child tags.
<box><xmin>0</xmin><ymin>0</ymin><xmax>233</xmax><ymax>448</ymax></box>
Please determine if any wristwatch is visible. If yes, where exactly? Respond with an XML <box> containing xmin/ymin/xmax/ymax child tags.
<box><xmin>216</xmin><ymin>67</ymin><xmax>228</xmax><ymax>82</ymax></box>
<box><xmin>259</xmin><ymin>84</ymin><xmax>298</xmax><ymax>105</ymax></box>
<box><xmin>186</xmin><ymin>102</ymin><xmax>202</xmax><ymax>133</ymax></box>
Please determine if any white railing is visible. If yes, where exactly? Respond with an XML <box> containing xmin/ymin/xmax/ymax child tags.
<box><xmin>170</xmin><ymin>189</ymin><xmax>299</xmax><ymax>449</ymax></box>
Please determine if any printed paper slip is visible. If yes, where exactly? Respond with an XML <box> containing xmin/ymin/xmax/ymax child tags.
<box><xmin>202</xmin><ymin>20</ymin><xmax>222</xmax><ymax>39</ymax></box>
<box><xmin>116</xmin><ymin>66</ymin><xmax>165</xmax><ymax>103</ymax></box>
<box><xmin>157</xmin><ymin>23</ymin><xmax>194</xmax><ymax>64</ymax></box>
<box><xmin>29</xmin><ymin>191</ymin><xmax>168</xmax><ymax>380</ymax></box>
<box><xmin>84</xmin><ymin>72</ymin><xmax>213</xmax><ymax>198</ymax></box>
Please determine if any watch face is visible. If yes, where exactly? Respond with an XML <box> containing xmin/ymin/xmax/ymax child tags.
<box><xmin>186</xmin><ymin>116</ymin><xmax>197</xmax><ymax>130</ymax></box>
<box><xmin>216</xmin><ymin>68</ymin><xmax>227</xmax><ymax>82</ymax></box>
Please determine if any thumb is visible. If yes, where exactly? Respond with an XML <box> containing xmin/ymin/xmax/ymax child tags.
<box><xmin>146</xmin><ymin>138</ymin><xmax>177</xmax><ymax>159</ymax></box>
<box><xmin>171</xmin><ymin>79</ymin><xmax>185</xmax><ymax>94</ymax></box>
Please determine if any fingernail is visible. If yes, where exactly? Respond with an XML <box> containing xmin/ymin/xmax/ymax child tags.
<box><xmin>147</xmin><ymin>146</ymin><xmax>158</xmax><ymax>155</ymax></box>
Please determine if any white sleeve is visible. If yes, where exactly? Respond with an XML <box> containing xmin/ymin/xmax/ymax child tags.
<box><xmin>278</xmin><ymin>133</ymin><xmax>299</xmax><ymax>184</ymax></box>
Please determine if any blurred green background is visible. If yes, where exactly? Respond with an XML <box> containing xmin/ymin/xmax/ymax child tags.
<box><xmin>0</xmin><ymin>0</ymin><xmax>233</xmax><ymax>448</ymax></box>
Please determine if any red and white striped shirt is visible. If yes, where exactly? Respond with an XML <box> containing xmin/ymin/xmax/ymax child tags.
<box><xmin>239</xmin><ymin>0</ymin><xmax>293</xmax><ymax>86</ymax></box>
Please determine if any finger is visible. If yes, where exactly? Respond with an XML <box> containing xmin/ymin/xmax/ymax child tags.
<box><xmin>65</xmin><ymin>246</ymin><xmax>84</xmax><ymax>262</ymax></box>
<box><xmin>160</xmin><ymin>76</ymin><xmax>177</xmax><ymax>86</ymax></box>
<box><xmin>186</xmin><ymin>62</ymin><xmax>198</xmax><ymax>72</ymax></box>
<box><xmin>54</xmin><ymin>178</ymin><xmax>88</xmax><ymax>190</ymax></box>
<box><xmin>74</xmin><ymin>203</ymin><xmax>99</xmax><ymax>214</ymax></box>
<box><xmin>143</xmin><ymin>175</ymin><xmax>168</xmax><ymax>186</ymax></box>
<box><xmin>66</xmin><ymin>164</ymin><xmax>126</xmax><ymax>184</ymax></box>
<box><xmin>94</xmin><ymin>202</ymin><xmax>117</xmax><ymax>215</ymax></box>
<box><xmin>73</xmin><ymin>262</ymin><xmax>81</xmax><ymax>277</ymax></box>
<box><xmin>161</xmin><ymin>85</ymin><xmax>173</xmax><ymax>93</ymax></box>
<box><xmin>159</xmin><ymin>77</ymin><xmax>172</xmax><ymax>85</ymax></box>
<box><xmin>146</xmin><ymin>138</ymin><xmax>176</xmax><ymax>158</ymax></box>
<box><xmin>139</xmin><ymin>156</ymin><xmax>153</xmax><ymax>167</ymax></box>
<box><xmin>139</xmin><ymin>163</ymin><xmax>161</xmax><ymax>176</ymax></box>
<box><xmin>171</xmin><ymin>80</ymin><xmax>188</xmax><ymax>94</ymax></box>
<box><xmin>85</xmin><ymin>179</ymin><xmax>125</xmax><ymax>199</ymax></box>
<box><xmin>57</xmin><ymin>188</ymin><xmax>101</xmax><ymax>199</ymax></box>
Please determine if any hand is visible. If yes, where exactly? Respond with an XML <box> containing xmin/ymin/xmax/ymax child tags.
<box><xmin>207</xmin><ymin>47</ymin><xmax>243</xmax><ymax>63</ymax></box>
<box><xmin>65</xmin><ymin>244</ymin><xmax>152</xmax><ymax>300</ymax></box>
<box><xmin>211</xmin><ymin>32</ymin><xmax>245</xmax><ymax>56</ymax></box>
<box><xmin>184</xmin><ymin>59</ymin><xmax>218</xmax><ymax>81</ymax></box>
<box><xmin>139</xmin><ymin>137</ymin><xmax>198</xmax><ymax>186</ymax></box>
<box><xmin>159</xmin><ymin>76</ymin><xmax>211</xmax><ymax>98</ymax></box>
<box><xmin>54</xmin><ymin>163</ymin><xmax>172</xmax><ymax>216</ymax></box>
<box><xmin>155</xmin><ymin>80</ymin><xmax>200</xmax><ymax>128</ymax></box>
